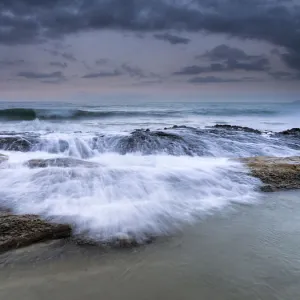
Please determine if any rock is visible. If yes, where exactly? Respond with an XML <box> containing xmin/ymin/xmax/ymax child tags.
<box><xmin>26</xmin><ymin>158</ymin><xmax>100</xmax><ymax>169</ymax></box>
<box><xmin>279</xmin><ymin>128</ymin><xmax>300</xmax><ymax>136</ymax></box>
<box><xmin>151</xmin><ymin>131</ymin><xmax>182</xmax><ymax>140</ymax></box>
<box><xmin>0</xmin><ymin>214</ymin><xmax>71</xmax><ymax>253</ymax></box>
<box><xmin>0</xmin><ymin>136</ymin><xmax>37</xmax><ymax>152</ymax></box>
<box><xmin>211</xmin><ymin>124</ymin><xmax>262</xmax><ymax>134</ymax></box>
<box><xmin>240</xmin><ymin>156</ymin><xmax>300</xmax><ymax>192</ymax></box>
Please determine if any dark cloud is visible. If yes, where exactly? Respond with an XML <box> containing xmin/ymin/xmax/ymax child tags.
<box><xmin>281</xmin><ymin>51</ymin><xmax>300</xmax><ymax>71</ymax></box>
<box><xmin>44</xmin><ymin>49</ymin><xmax>77</xmax><ymax>62</ymax></box>
<box><xmin>40</xmin><ymin>78</ymin><xmax>67</xmax><ymax>84</ymax></box>
<box><xmin>120</xmin><ymin>64</ymin><xmax>147</xmax><ymax>78</ymax></box>
<box><xmin>153</xmin><ymin>33</ymin><xmax>190</xmax><ymax>45</ymax></box>
<box><xmin>174</xmin><ymin>64</ymin><xmax>224</xmax><ymax>75</ymax></box>
<box><xmin>188</xmin><ymin>76</ymin><xmax>258</xmax><ymax>84</ymax></box>
<box><xmin>199</xmin><ymin>44</ymin><xmax>261</xmax><ymax>61</ymax></box>
<box><xmin>18</xmin><ymin>71</ymin><xmax>64</xmax><ymax>79</ymax></box>
<box><xmin>49</xmin><ymin>61</ymin><xmax>68</xmax><ymax>68</ymax></box>
<box><xmin>61</xmin><ymin>52</ymin><xmax>77</xmax><ymax>62</ymax></box>
<box><xmin>82</xmin><ymin>63</ymin><xmax>155</xmax><ymax>79</ymax></box>
<box><xmin>226</xmin><ymin>57</ymin><xmax>270</xmax><ymax>71</ymax></box>
<box><xmin>1</xmin><ymin>0</ymin><xmax>300</xmax><ymax>69</ymax></box>
<box><xmin>0</xmin><ymin>59</ymin><xmax>25</xmax><ymax>66</ymax></box>
<box><xmin>269</xmin><ymin>70</ymin><xmax>299</xmax><ymax>80</ymax></box>
<box><xmin>174</xmin><ymin>57</ymin><xmax>270</xmax><ymax>75</ymax></box>
<box><xmin>82</xmin><ymin>70</ymin><xmax>121</xmax><ymax>78</ymax></box>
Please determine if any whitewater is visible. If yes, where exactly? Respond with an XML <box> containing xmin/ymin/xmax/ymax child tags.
<box><xmin>0</xmin><ymin>101</ymin><xmax>299</xmax><ymax>242</ymax></box>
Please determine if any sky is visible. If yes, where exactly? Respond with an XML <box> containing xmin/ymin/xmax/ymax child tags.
<box><xmin>0</xmin><ymin>0</ymin><xmax>300</xmax><ymax>101</ymax></box>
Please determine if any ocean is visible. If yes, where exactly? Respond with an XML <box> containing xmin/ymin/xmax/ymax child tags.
<box><xmin>0</xmin><ymin>101</ymin><xmax>299</xmax><ymax>242</ymax></box>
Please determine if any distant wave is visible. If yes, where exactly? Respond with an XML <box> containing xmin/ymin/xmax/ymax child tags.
<box><xmin>0</xmin><ymin>108</ymin><xmax>180</xmax><ymax>121</ymax></box>
<box><xmin>0</xmin><ymin>107</ymin><xmax>279</xmax><ymax>121</ymax></box>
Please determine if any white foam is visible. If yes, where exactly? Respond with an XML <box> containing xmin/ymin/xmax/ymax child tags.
<box><xmin>0</xmin><ymin>154</ymin><xmax>260</xmax><ymax>241</ymax></box>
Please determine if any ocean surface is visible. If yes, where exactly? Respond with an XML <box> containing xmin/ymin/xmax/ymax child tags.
<box><xmin>2</xmin><ymin>190</ymin><xmax>300</xmax><ymax>300</ymax></box>
<box><xmin>0</xmin><ymin>101</ymin><xmax>299</xmax><ymax>241</ymax></box>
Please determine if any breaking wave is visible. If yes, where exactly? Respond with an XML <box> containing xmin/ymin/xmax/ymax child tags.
<box><xmin>0</xmin><ymin>154</ymin><xmax>260</xmax><ymax>241</ymax></box>
<box><xmin>0</xmin><ymin>100</ymin><xmax>299</xmax><ymax>243</ymax></box>
<box><xmin>0</xmin><ymin>106</ymin><xmax>280</xmax><ymax>121</ymax></box>
<box><xmin>0</xmin><ymin>126</ymin><xmax>299</xmax><ymax>158</ymax></box>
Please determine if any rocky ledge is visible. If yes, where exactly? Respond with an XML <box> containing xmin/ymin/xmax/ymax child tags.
<box><xmin>0</xmin><ymin>214</ymin><xmax>71</xmax><ymax>254</ymax></box>
<box><xmin>240</xmin><ymin>156</ymin><xmax>300</xmax><ymax>192</ymax></box>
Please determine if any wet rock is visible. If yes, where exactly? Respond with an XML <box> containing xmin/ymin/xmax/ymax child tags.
<box><xmin>240</xmin><ymin>156</ymin><xmax>300</xmax><ymax>192</ymax></box>
<box><xmin>0</xmin><ymin>214</ymin><xmax>71</xmax><ymax>253</ymax></box>
<box><xmin>151</xmin><ymin>131</ymin><xmax>183</xmax><ymax>140</ymax></box>
<box><xmin>279</xmin><ymin>128</ymin><xmax>300</xmax><ymax>136</ymax></box>
<box><xmin>118</xmin><ymin>130</ymin><xmax>189</xmax><ymax>155</ymax></box>
<box><xmin>211</xmin><ymin>124</ymin><xmax>261</xmax><ymax>134</ymax></box>
<box><xmin>0</xmin><ymin>136</ymin><xmax>38</xmax><ymax>152</ymax></box>
<box><xmin>26</xmin><ymin>158</ymin><xmax>100</xmax><ymax>169</ymax></box>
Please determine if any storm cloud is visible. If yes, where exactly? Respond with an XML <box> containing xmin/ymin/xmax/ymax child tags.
<box><xmin>174</xmin><ymin>48</ymin><xmax>270</xmax><ymax>75</ymax></box>
<box><xmin>199</xmin><ymin>45</ymin><xmax>262</xmax><ymax>61</ymax></box>
<box><xmin>1</xmin><ymin>0</ymin><xmax>299</xmax><ymax>71</ymax></box>
<box><xmin>153</xmin><ymin>33</ymin><xmax>190</xmax><ymax>45</ymax></box>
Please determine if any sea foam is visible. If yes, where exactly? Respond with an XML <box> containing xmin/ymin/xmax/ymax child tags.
<box><xmin>0</xmin><ymin>153</ymin><xmax>260</xmax><ymax>241</ymax></box>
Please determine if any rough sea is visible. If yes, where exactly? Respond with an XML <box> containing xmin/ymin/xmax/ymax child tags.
<box><xmin>0</xmin><ymin>101</ymin><xmax>299</xmax><ymax>242</ymax></box>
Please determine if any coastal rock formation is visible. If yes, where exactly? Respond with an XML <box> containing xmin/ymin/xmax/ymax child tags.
<box><xmin>0</xmin><ymin>136</ymin><xmax>38</xmax><ymax>152</ymax></box>
<box><xmin>26</xmin><ymin>157</ymin><xmax>99</xmax><ymax>168</ymax></box>
<box><xmin>0</xmin><ymin>214</ymin><xmax>71</xmax><ymax>253</ymax></box>
<box><xmin>278</xmin><ymin>128</ymin><xmax>300</xmax><ymax>136</ymax></box>
<box><xmin>210</xmin><ymin>124</ymin><xmax>262</xmax><ymax>134</ymax></box>
<box><xmin>241</xmin><ymin>156</ymin><xmax>300</xmax><ymax>192</ymax></box>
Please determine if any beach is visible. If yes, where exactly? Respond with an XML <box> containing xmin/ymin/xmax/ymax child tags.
<box><xmin>1</xmin><ymin>190</ymin><xmax>300</xmax><ymax>300</ymax></box>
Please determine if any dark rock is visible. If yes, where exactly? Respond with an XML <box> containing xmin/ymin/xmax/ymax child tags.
<box><xmin>0</xmin><ymin>136</ymin><xmax>38</xmax><ymax>152</ymax></box>
<box><xmin>279</xmin><ymin>128</ymin><xmax>300</xmax><ymax>136</ymax></box>
<box><xmin>211</xmin><ymin>124</ymin><xmax>261</xmax><ymax>134</ymax></box>
<box><xmin>151</xmin><ymin>131</ymin><xmax>182</xmax><ymax>140</ymax></box>
<box><xmin>26</xmin><ymin>158</ymin><xmax>100</xmax><ymax>169</ymax></box>
<box><xmin>117</xmin><ymin>129</ymin><xmax>189</xmax><ymax>155</ymax></box>
<box><xmin>0</xmin><ymin>214</ymin><xmax>71</xmax><ymax>253</ymax></box>
<box><xmin>240</xmin><ymin>156</ymin><xmax>300</xmax><ymax>192</ymax></box>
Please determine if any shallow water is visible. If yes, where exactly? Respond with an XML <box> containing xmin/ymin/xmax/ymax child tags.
<box><xmin>0</xmin><ymin>101</ymin><xmax>299</xmax><ymax>241</ymax></box>
<box><xmin>1</xmin><ymin>190</ymin><xmax>300</xmax><ymax>300</ymax></box>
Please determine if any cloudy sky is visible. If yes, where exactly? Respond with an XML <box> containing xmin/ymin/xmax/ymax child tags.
<box><xmin>0</xmin><ymin>0</ymin><xmax>300</xmax><ymax>101</ymax></box>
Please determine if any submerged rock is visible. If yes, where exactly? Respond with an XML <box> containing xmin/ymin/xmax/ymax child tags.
<box><xmin>26</xmin><ymin>157</ymin><xmax>99</xmax><ymax>169</ymax></box>
<box><xmin>211</xmin><ymin>124</ymin><xmax>262</xmax><ymax>134</ymax></box>
<box><xmin>240</xmin><ymin>156</ymin><xmax>300</xmax><ymax>192</ymax></box>
<box><xmin>0</xmin><ymin>136</ymin><xmax>38</xmax><ymax>152</ymax></box>
<box><xmin>0</xmin><ymin>214</ymin><xmax>71</xmax><ymax>253</ymax></box>
<box><xmin>117</xmin><ymin>129</ymin><xmax>189</xmax><ymax>155</ymax></box>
